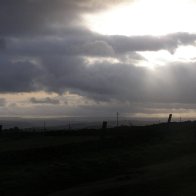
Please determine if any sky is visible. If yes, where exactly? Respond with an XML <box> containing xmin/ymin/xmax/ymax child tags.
<box><xmin>1</xmin><ymin>0</ymin><xmax>196</xmax><ymax>119</ymax></box>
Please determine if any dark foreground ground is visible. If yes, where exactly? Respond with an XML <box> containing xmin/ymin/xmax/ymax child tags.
<box><xmin>1</xmin><ymin>122</ymin><xmax>196</xmax><ymax>195</ymax></box>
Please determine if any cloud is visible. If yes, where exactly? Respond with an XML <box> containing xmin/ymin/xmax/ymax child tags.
<box><xmin>0</xmin><ymin>38</ymin><xmax>6</xmax><ymax>50</ymax></box>
<box><xmin>0</xmin><ymin>60</ymin><xmax>42</xmax><ymax>92</ymax></box>
<box><xmin>0</xmin><ymin>0</ymin><xmax>130</xmax><ymax>36</ymax></box>
<box><xmin>1</xmin><ymin>48</ymin><xmax>196</xmax><ymax>105</ymax></box>
<box><xmin>0</xmin><ymin>98</ymin><xmax>6</xmax><ymax>107</ymax></box>
<box><xmin>42</xmin><ymin>58</ymin><xmax>196</xmax><ymax>106</ymax></box>
<box><xmin>106</xmin><ymin>32</ymin><xmax>196</xmax><ymax>54</ymax></box>
<box><xmin>1</xmin><ymin>0</ymin><xmax>196</xmax><ymax>118</ymax></box>
<box><xmin>33</xmin><ymin>55</ymin><xmax>196</xmax><ymax>104</ymax></box>
<box><xmin>2</xmin><ymin>0</ymin><xmax>195</xmax><ymax>57</ymax></box>
<box><xmin>30</xmin><ymin>97</ymin><xmax>60</xmax><ymax>105</ymax></box>
<box><xmin>4</xmin><ymin>31</ymin><xmax>196</xmax><ymax>61</ymax></box>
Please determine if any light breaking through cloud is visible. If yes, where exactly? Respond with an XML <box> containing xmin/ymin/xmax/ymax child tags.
<box><xmin>1</xmin><ymin>0</ymin><xmax>196</xmax><ymax>118</ymax></box>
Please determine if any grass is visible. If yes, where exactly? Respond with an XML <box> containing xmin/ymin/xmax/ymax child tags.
<box><xmin>1</xmin><ymin>122</ymin><xmax>196</xmax><ymax>195</ymax></box>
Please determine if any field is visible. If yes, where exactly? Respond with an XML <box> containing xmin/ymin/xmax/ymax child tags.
<box><xmin>1</xmin><ymin>122</ymin><xmax>196</xmax><ymax>195</ymax></box>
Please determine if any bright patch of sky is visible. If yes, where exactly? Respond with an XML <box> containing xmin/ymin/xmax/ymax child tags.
<box><xmin>83</xmin><ymin>0</ymin><xmax>196</xmax><ymax>69</ymax></box>
<box><xmin>84</xmin><ymin>0</ymin><xmax>196</xmax><ymax>36</ymax></box>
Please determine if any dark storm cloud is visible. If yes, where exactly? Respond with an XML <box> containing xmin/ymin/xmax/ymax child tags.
<box><xmin>2</xmin><ymin>46</ymin><xmax>196</xmax><ymax>104</ymax></box>
<box><xmin>30</xmin><ymin>97</ymin><xmax>60</xmax><ymax>105</ymax></box>
<box><xmin>0</xmin><ymin>0</ymin><xmax>130</xmax><ymax>36</ymax></box>
<box><xmin>35</xmin><ymin>55</ymin><xmax>196</xmax><ymax>104</ymax></box>
<box><xmin>0</xmin><ymin>38</ymin><xmax>6</xmax><ymax>50</ymax></box>
<box><xmin>5</xmin><ymin>34</ymin><xmax>114</xmax><ymax>57</ymax></box>
<box><xmin>1</xmin><ymin>0</ymin><xmax>195</xmax><ymax>57</ymax></box>
<box><xmin>0</xmin><ymin>60</ymin><xmax>42</xmax><ymax>92</ymax></box>
<box><xmin>106</xmin><ymin>32</ymin><xmax>196</xmax><ymax>54</ymax></box>
<box><xmin>4</xmin><ymin>32</ymin><xmax>196</xmax><ymax>59</ymax></box>
<box><xmin>1</xmin><ymin>0</ymin><xmax>196</xmax><ymax>109</ymax></box>
<box><xmin>38</xmin><ymin>55</ymin><xmax>147</xmax><ymax>98</ymax></box>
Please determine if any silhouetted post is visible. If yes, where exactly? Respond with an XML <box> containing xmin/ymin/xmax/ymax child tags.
<box><xmin>100</xmin><ymin>121</ymin><xmax>107</xmax><ymax>140</ymax></box>
<box><xmin>102</xmin><ymin>121</ymin><xmax>107</xmax><ymax>129</ymax></box>
<box><xmin>117</xmin><ymin>112</ymin><xmax>119</xmax><ymax>127</ymax></box>
<box><xmin>0</xmin><ymin>125</ymin><xmax>2</xmax><ymax>134</ymax></box>
<box><xmin>168</xmin><ymin>114</ymin><xmax>172</xmax><ymax>124</ymax></box>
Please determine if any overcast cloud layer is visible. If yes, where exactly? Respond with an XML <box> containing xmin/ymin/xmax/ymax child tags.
<box><xmin>1</xmin><ymin>0</ymin><xmax>196</xmax><ymax>117</ymax></box>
